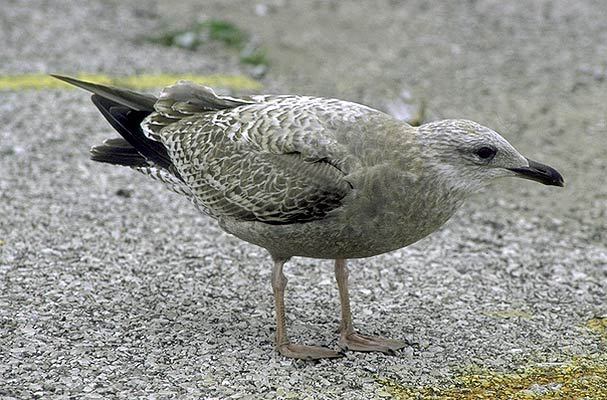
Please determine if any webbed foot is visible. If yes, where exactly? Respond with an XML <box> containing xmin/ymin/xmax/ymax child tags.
<box><xmin>339</xmin><ymin>332</ymin><xmax>407</xmax><ymax>354</ymax></box>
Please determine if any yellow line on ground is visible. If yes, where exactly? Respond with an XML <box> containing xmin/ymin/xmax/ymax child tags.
<box><xmin>376</xmin><ymin>354</ymin><xmax>607</xmax><ymax>399</ymax></box>
<box><xmin>0</xmin><ymin>73</ymin><xmax>262</xmax><ymax>91</ymax></box>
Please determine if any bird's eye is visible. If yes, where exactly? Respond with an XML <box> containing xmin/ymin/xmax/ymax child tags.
<box><xmin>475</xmin><ymin>146</ymin><xmax>497</xmax><ymax>160</ymax></box>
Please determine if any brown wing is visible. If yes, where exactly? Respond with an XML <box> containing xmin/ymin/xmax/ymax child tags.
<box><xmin>142</xmin><ymin>82</ymin><xmax>377</xmax><ymax>224</ymax></box>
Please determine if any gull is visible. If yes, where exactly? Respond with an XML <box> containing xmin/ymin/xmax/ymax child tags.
<box><xmin>53</xmin><ymin>75</ymin><xmax>564</xmax><ymax>360</ymax></box>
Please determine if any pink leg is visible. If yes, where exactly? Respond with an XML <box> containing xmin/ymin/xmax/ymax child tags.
<box><xmin>271</xmin><ymin>257</ymin><xmax>343</xmax><ymax>360</ymax></box>
<box><xmin>335</xmin><ymin>259</ymin><xmax>407</xmax><ymax>354</ymax></box>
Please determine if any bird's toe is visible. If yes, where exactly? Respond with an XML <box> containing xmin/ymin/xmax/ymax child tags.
<box><xmin>338</xmin><ymin>332</ymin><xmax>408</xmax><ymax>354</ymax></box>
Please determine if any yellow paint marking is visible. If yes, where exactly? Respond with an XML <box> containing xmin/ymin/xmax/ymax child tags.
<box><xmin>587</xmin><ymin>317</ymin><xmax>607</xmax><ymax>340</ymax></box>
<box><xmin>0</xmin><ymin>73</ymin><xmax>262</xmax><ymax>91</ymax></box>
<box><xmin>377</xmin><ymin>356</ymin><xmax>607</xmax><ymax>399</ymax></box>
<box><xmin>0</xmin><ymin>240</ymin><xmax>4</xmax><ymax>246</ymax></box>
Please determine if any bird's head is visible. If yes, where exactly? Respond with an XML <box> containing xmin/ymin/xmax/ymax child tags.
<box><xmin>416</xmin><ymin>119</ymin><xmax>564</xmax><ymax>194</ymax></box>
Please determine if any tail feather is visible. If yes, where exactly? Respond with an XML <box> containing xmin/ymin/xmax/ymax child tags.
<box><xmin>53</xmin><ymin>74</ymin><xmax>184</xmax><ymax>181</ymax></box>
<box><xmin>90</xmin><ymin>94</ymin><xmax>173</xmax><ymax>170</ymax></box>
<box><xmin>91</xmin><ymin>138</ymin><xmax>149</xmax><ymax>167</ymax></box>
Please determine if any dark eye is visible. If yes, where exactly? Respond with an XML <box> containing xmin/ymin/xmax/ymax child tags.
<box><xmin>475</xmin><ymin>146</ymin><xmax>497</xmax><ymax>160</ymax></box>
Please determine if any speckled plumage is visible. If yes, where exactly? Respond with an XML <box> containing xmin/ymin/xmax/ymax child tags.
<box><xmin>129</xmin><ymin>82</ymin><xmax>463</xmax><ymax>259</ymax></box>
<box><xmin>54</xmin><ymin>75</ymin><xmax>563</xmax><ymax>359</ymax></box>
<box><xmin>142</xmin><ymin>91</ymin><xmax>358</xmax><ymax>225</ymax></box>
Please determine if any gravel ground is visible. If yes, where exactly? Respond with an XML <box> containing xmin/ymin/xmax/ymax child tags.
<box><xmin>1</xmin><ymin>1</ymin><xmax>606</xmax><ymax>399</ymax></box>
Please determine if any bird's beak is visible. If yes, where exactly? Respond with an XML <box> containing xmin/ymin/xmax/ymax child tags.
<box><xmin>508</xmin><ymin>158</ymin><xmax>564</xmax><ymax>187</ymax></box>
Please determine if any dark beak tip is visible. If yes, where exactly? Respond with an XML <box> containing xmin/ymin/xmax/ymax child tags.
<box><xmin>510</xmin><ymin>158</ymin><xmax>564</xmax><ymax>188</ymax></box>
<box><xmin>550</xmin><ymin>168</ymin><xmax>565</xmax><ymax>188</ymax></box>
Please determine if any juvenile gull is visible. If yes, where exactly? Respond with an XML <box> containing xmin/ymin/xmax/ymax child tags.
<box><xmin>53</xmin><ymin>75</ymin><xmax>564</xmax><ymax>360</ymax></box>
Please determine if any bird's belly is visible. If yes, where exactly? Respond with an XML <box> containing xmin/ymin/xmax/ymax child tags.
<box><xmin>219</xmin><ymin>202</ymin><xmax>458</xmax><ymax>259</ymax></box>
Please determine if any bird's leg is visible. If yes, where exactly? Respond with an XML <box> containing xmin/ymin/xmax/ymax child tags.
<box><xmin>335</xmin><ymin>258</ymin><xmax>407</xmax><ymax>354</ymax></box>
<box><xmin>271</xmin><ymin>257</ymin><xmax>343</xmax><ymax>360</ymax></box>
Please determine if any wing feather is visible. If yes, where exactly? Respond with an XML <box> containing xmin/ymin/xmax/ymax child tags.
<box><xmin>137</xmin><ymin>81</ymin><xmax>377</xmax><ymax>224</ymax></box>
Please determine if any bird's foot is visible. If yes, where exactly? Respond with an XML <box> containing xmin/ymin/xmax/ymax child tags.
<box><xmin>278</xmin><ymin>343</ymin><xmax>344</xmax><ymax>360</ymax></box>
<box><xmin>339</xmin><ymin>332</ymin><xmax>407</xmax><ymax>355</ymax></box>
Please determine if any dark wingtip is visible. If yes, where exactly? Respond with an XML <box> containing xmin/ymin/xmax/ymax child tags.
<box><xmin>49</xmin><ymin>74</ymin><xmax>98</xmax><ymax>92</ymax></box>
<box><xmin>50</xmin><ymin>74</ymin><xmax>80</xmax><ymax>86</ymax></box>
<box><xmin>50</xmin><ymin>74</ymin><xmax>157</xmax><ymax>111</ymax></box>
